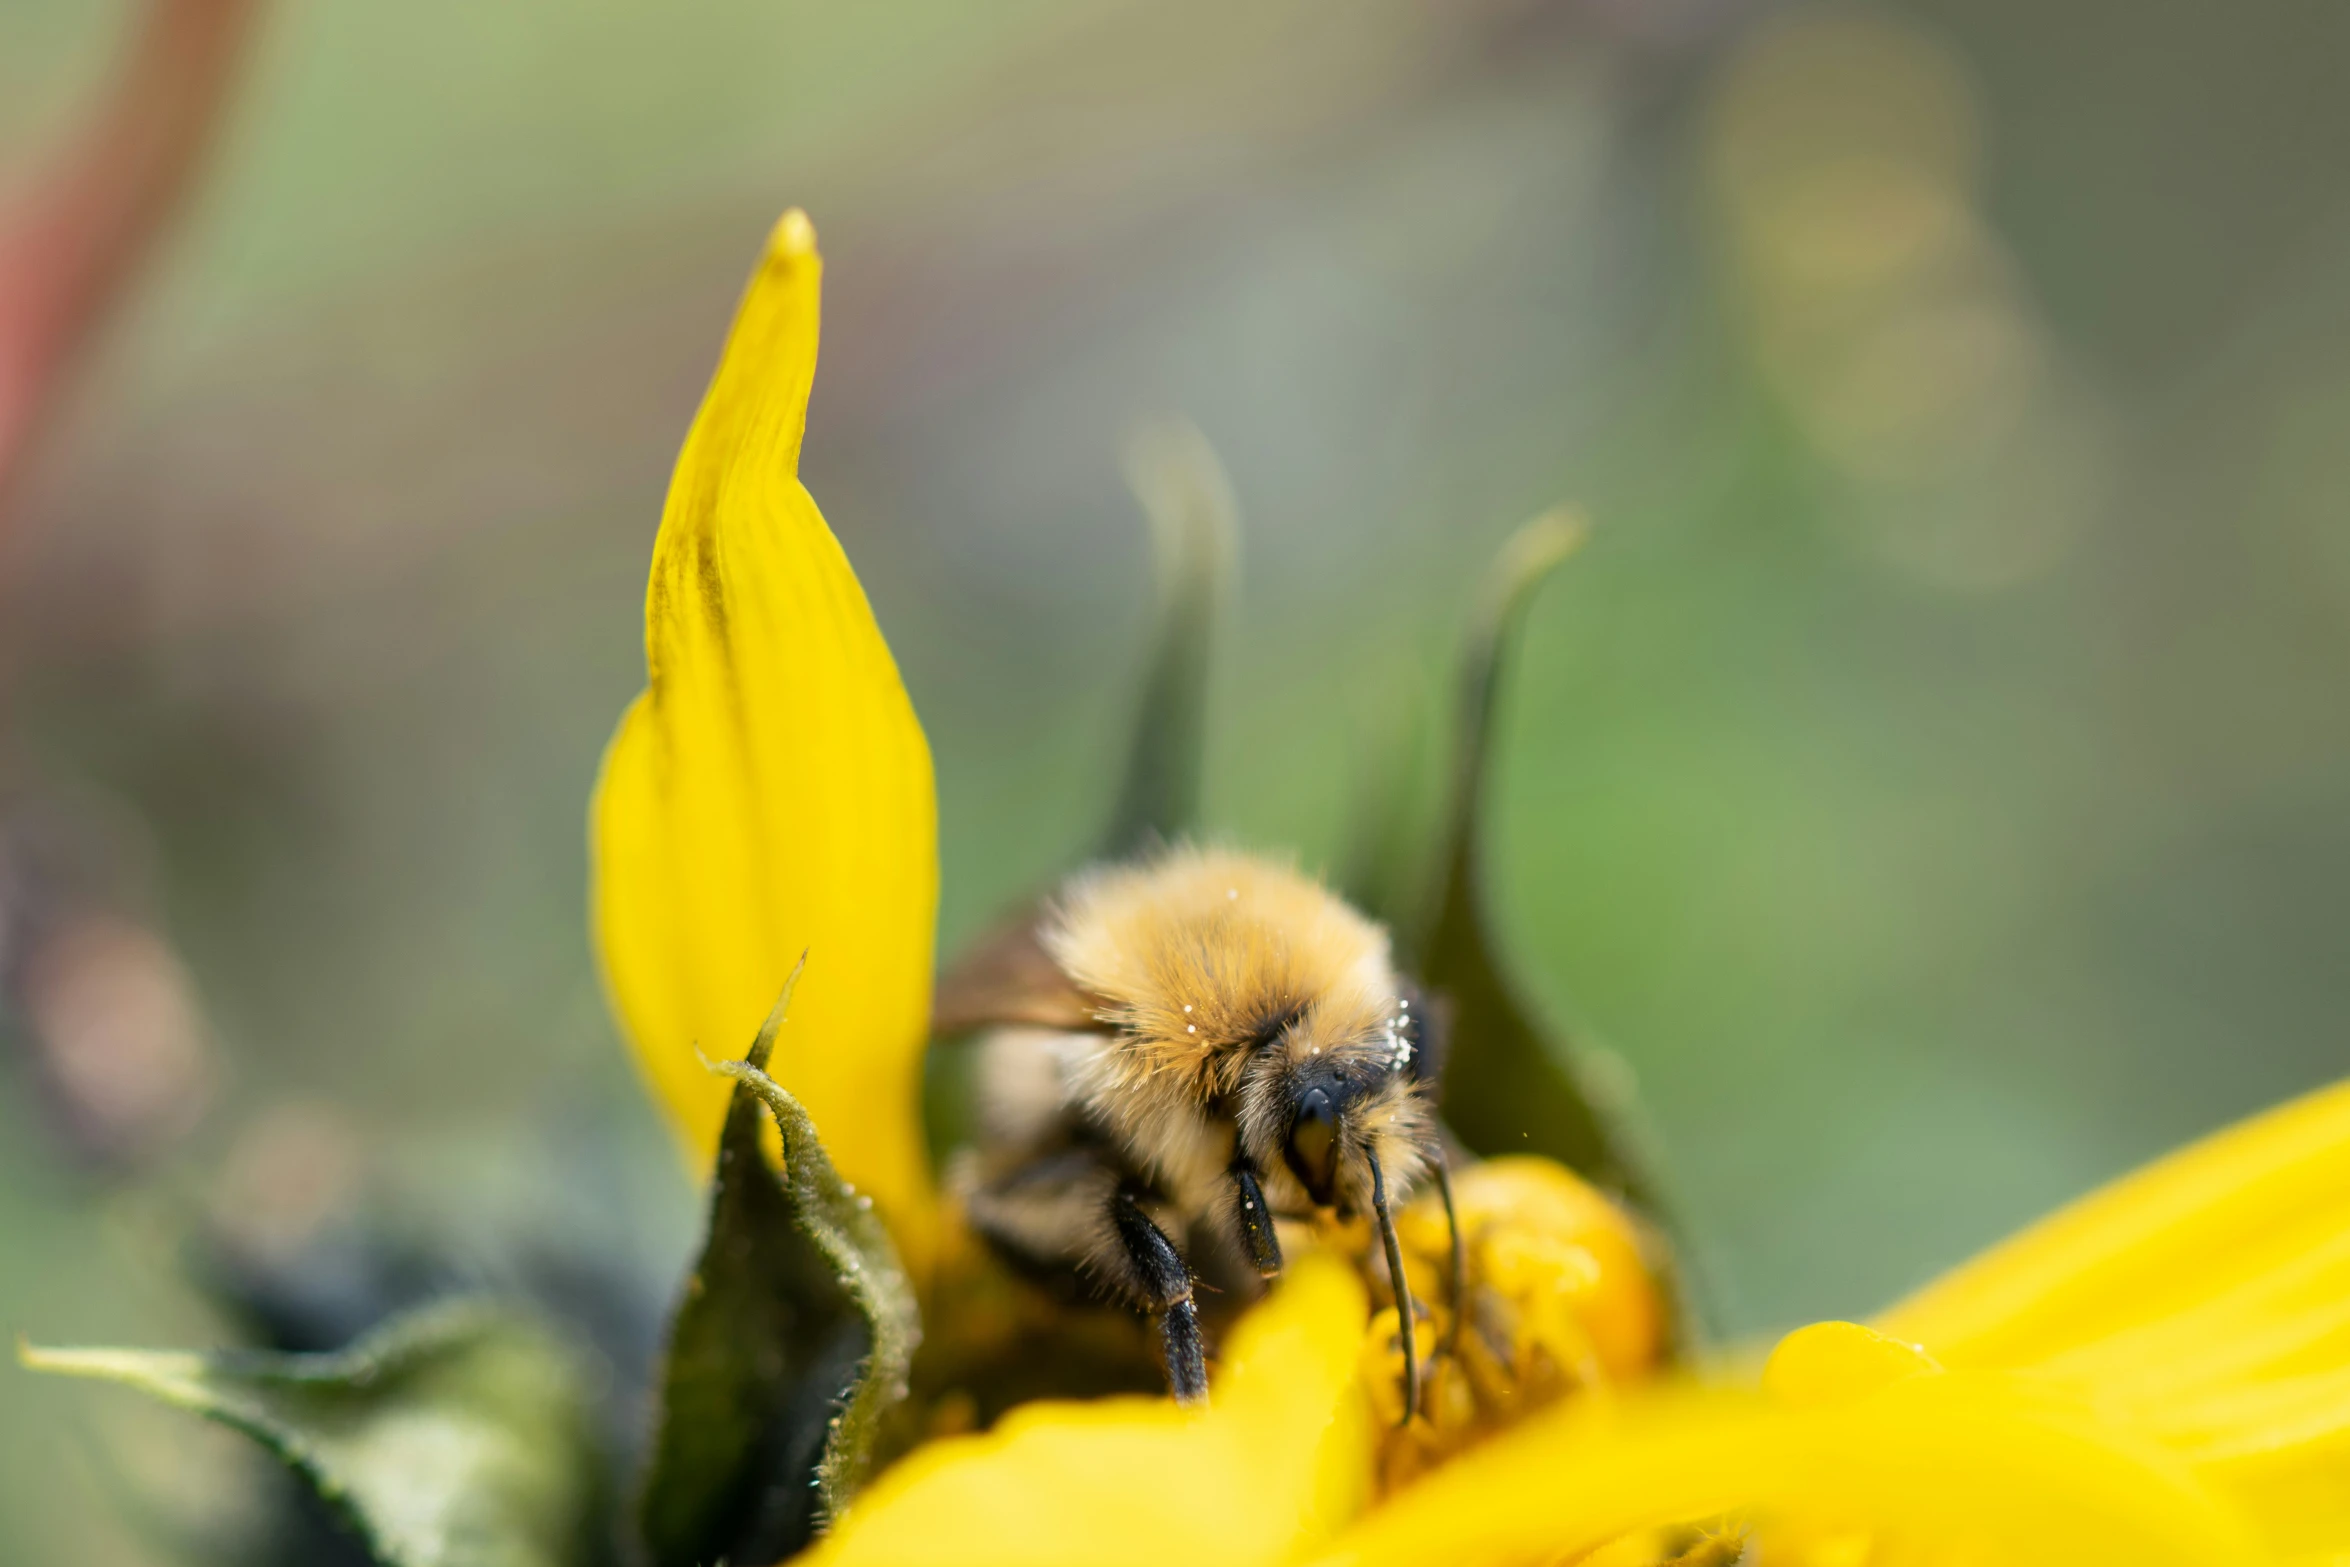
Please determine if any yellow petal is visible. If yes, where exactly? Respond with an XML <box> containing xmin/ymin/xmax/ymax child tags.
<box><xmin>1307</xmin><ymin>1372</ymin><xmax>2263</xmax><ymax>1567</ymax></box>
<box><xmin>810</xmin><ymin>1254</ymin><xmax>1373</xmax><ymax>1567</ymax></box>
<box><xmin>1873</xmin><ymin>1076</ymin><xmax>2350</xmax><ymax>1562</ymax></box>
<box><xmin>1881</xmin><ymin>1078</ymin><xmax>2350</xmax><ymax>1372</ymax></box>
<box><xmin>591</xmin><ymin>210</ymin><xmax>938</xmax><ymax>1254</ymax></box>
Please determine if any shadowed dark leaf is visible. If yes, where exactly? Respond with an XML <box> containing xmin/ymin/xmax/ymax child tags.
<box><xmin>1415</xmin><ymin>514</ymin><xmax>1680</xmax><ymax>1246</ymax></box>
<box><xmin>638</xmin><ymin>960</ymin><xmax>918</xmax><ymax>1566</ymax></box>
<box><xmin>1330</xmin><ymin>670</ymin><xmax>1438</xmax><ymax>935</ymax></box>
<box><xmin>21</xmin><ymin>1301</ymin><xmax>601</xmax><ymax>1567</ymax></box>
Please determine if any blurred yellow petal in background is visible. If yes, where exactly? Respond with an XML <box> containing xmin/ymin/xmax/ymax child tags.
<box><xmin>1880</xmin><ymin>1078</ymin><xmax>2350</xmax><ymax>1562</ymax></box>
<box><xmin>1310</xmin><ymin>1370</ymin><xmax>2262</xmax><ymax>1567</ymax></box>
<box><xmin>591</xmin><ymin>210</ymin><xmax>939</xmax><ymax>1257</ymax></box>
<box><xmin>811</xmin><ymin>1253</ymin><xmax>1374</xmax><ymax>1567</ymax></box>
<box><xmin>1880</xmin><ymin>1080</ymin><xmax>2350</xmax><ymax>1368</ymax></box>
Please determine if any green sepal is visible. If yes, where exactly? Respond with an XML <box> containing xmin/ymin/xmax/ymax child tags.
<box><xmin>637</xmin><ymin>960</ymin><xmax>919</xmax><ymax>1566</ymax></box>
<box><xmin>20</xmin><ymin>1301</ymin><xmax>602</xmax><ymax>1567</ymax></box>
<box><xmin>1415</xmin><ymin>515</ymin><xmax>1682</xmax><ymax>1251</ymax></box>
<box><xmin>1101</xmin><ymin>418</ymin><xmax>1237</xmax><ymax>856</ymax></box>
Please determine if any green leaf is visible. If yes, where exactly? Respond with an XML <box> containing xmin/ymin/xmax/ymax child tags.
<box><xmin>710</xmin><ymin>1058</ymin><xmax>917</xmax><ymax>1518</ymax></box>
<box><xmin>1102</xmin><ymin>418</ymin><xmax>1237</xmax><ymax>855</ymax></box>
<box><xmin>20</xmin><ymin>1301</ymin><xmax>601</xmax><ymax>1567</ymax></box>
<box><xmin>637</xmin><ymin>961</ymin><xmax>919</xmax><ymax>1566</ymax></box>
<box><xmin>1331</xmin><ymin>672</ymin><xmax>1439</xmax><ymax>936</ymax></box>
<box><xmin>1416</xmin><ymin>513</ymin><xmax>1681</xmax><ymax>1239</ymax></box>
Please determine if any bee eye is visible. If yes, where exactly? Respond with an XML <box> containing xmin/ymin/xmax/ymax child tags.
<box><xmin>1283</xmin><ymin>1085</ymin><xmax>1340</xmax><ymax>1207</ymax></box>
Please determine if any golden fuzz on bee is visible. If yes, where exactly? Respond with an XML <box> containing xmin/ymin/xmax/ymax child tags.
<box><xmin>1044</xmin><ymin>846</ymin><xmax>1402</xmax><ymax>1094</ymax></box>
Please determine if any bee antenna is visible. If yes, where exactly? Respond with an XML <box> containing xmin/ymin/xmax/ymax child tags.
<box><xmin>1433</xmin><ymin>1147</ymin><xmax>1465</xmax><ymax>1360</ymax></box>
<box><xmin>1366</xmin><ymin>1147</ymin><xmax>1418</xmax><ymax>1427</ymax></box>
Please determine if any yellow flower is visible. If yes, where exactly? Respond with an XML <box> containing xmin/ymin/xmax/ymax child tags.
<box><xmin>593</xmin><ymin>213</ymin><xmax>2350</xmax><ymax>1565</ymax></box>
<box><xmin>805</xmin><ymin>1082</ymin><xmax>2349</xmax><ymax>1567</ymax></box>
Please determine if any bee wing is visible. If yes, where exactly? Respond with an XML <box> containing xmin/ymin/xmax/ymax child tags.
<box><xmin>931</xmin><ymin>905</ymin><xmax>1099</xmax><ymax>1037</ymax></box>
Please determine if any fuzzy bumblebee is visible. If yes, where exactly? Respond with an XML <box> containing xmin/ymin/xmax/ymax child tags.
<box><xmin>938</xmin><ymin>845</ymin><xmax>1458</xmax><ymax>1416</ymax></box>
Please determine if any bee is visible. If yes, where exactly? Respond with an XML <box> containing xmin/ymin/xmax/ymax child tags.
<box><xmin>936</xmin><ymin>844</ymin><xmax>1461</xmax><ymax>1419</ymax></box>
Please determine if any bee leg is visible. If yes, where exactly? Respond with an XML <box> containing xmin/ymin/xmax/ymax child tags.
<box><xmin>1229</xmin><ymin>1156</ymin><xmax>1283</xmax><ymax>1278</ymax></box>
<box><xmin>1110</xmin><ymin>1185</ymin><xmax>1208</xmax><ymax>1405</ymax></box>
<box><xmin>1367</xmin><ymin>1147</ymin><xmax>1419</xmax><ymax>1426</ymax></box>
<box><xmin>1433</xmin><ymin>1148</ymin><xmax>1465</xmax><ymax>1358</ymax></box>
<box><xmin>962</xmin><ymin>1150</ymin><xmax>1208</xmax><ymax>1404</ymax></box>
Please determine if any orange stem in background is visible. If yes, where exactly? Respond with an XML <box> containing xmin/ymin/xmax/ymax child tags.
<box><xmin>0</xmin><ymin>0</ymin><xmax>264</xmax><ymax>520</ymax></box>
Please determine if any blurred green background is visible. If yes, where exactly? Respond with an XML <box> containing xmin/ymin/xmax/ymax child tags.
<box><xmin>4</xmin><ymin>0</ymin><xmax>2347</xmax><ymax>1559</ymax></box>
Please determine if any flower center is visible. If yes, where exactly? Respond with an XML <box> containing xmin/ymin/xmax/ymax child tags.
<box><xmin>1360</xmin><ymin>1154</ymin><xmax>1670</xmax><ymax>1495</ymax></box>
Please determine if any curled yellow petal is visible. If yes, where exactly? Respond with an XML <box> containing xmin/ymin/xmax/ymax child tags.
<box><xmin>1882</xmin><ymin>1078</ymin><xmax>2350</xmax><ymax>1372</ymax></box>
<box><xmin>811</xmin><ymin>1254</ymin><xmax>1372</xmax><ymax>1567</ymax></box>
<box><xmin>591</xmin><ymin>210</ymin><xmax>938</xmax><ymax>1255</ymax></box>
<box><xmin>1878</xmin><ymin>1076</ymin><xmax>2350</xmax><ymax>1562</ymax></box>
<box><xmin>1308</xmin><ymin>1372</ymin><xmax>2262</xmax><ymax>1567</ymax></box>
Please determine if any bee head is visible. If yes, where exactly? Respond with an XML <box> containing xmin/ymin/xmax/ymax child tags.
<box><xmin>1238</xmin><ymin>998</ymin><xmax>1437</xmax><ymax>1218</ymax></box>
